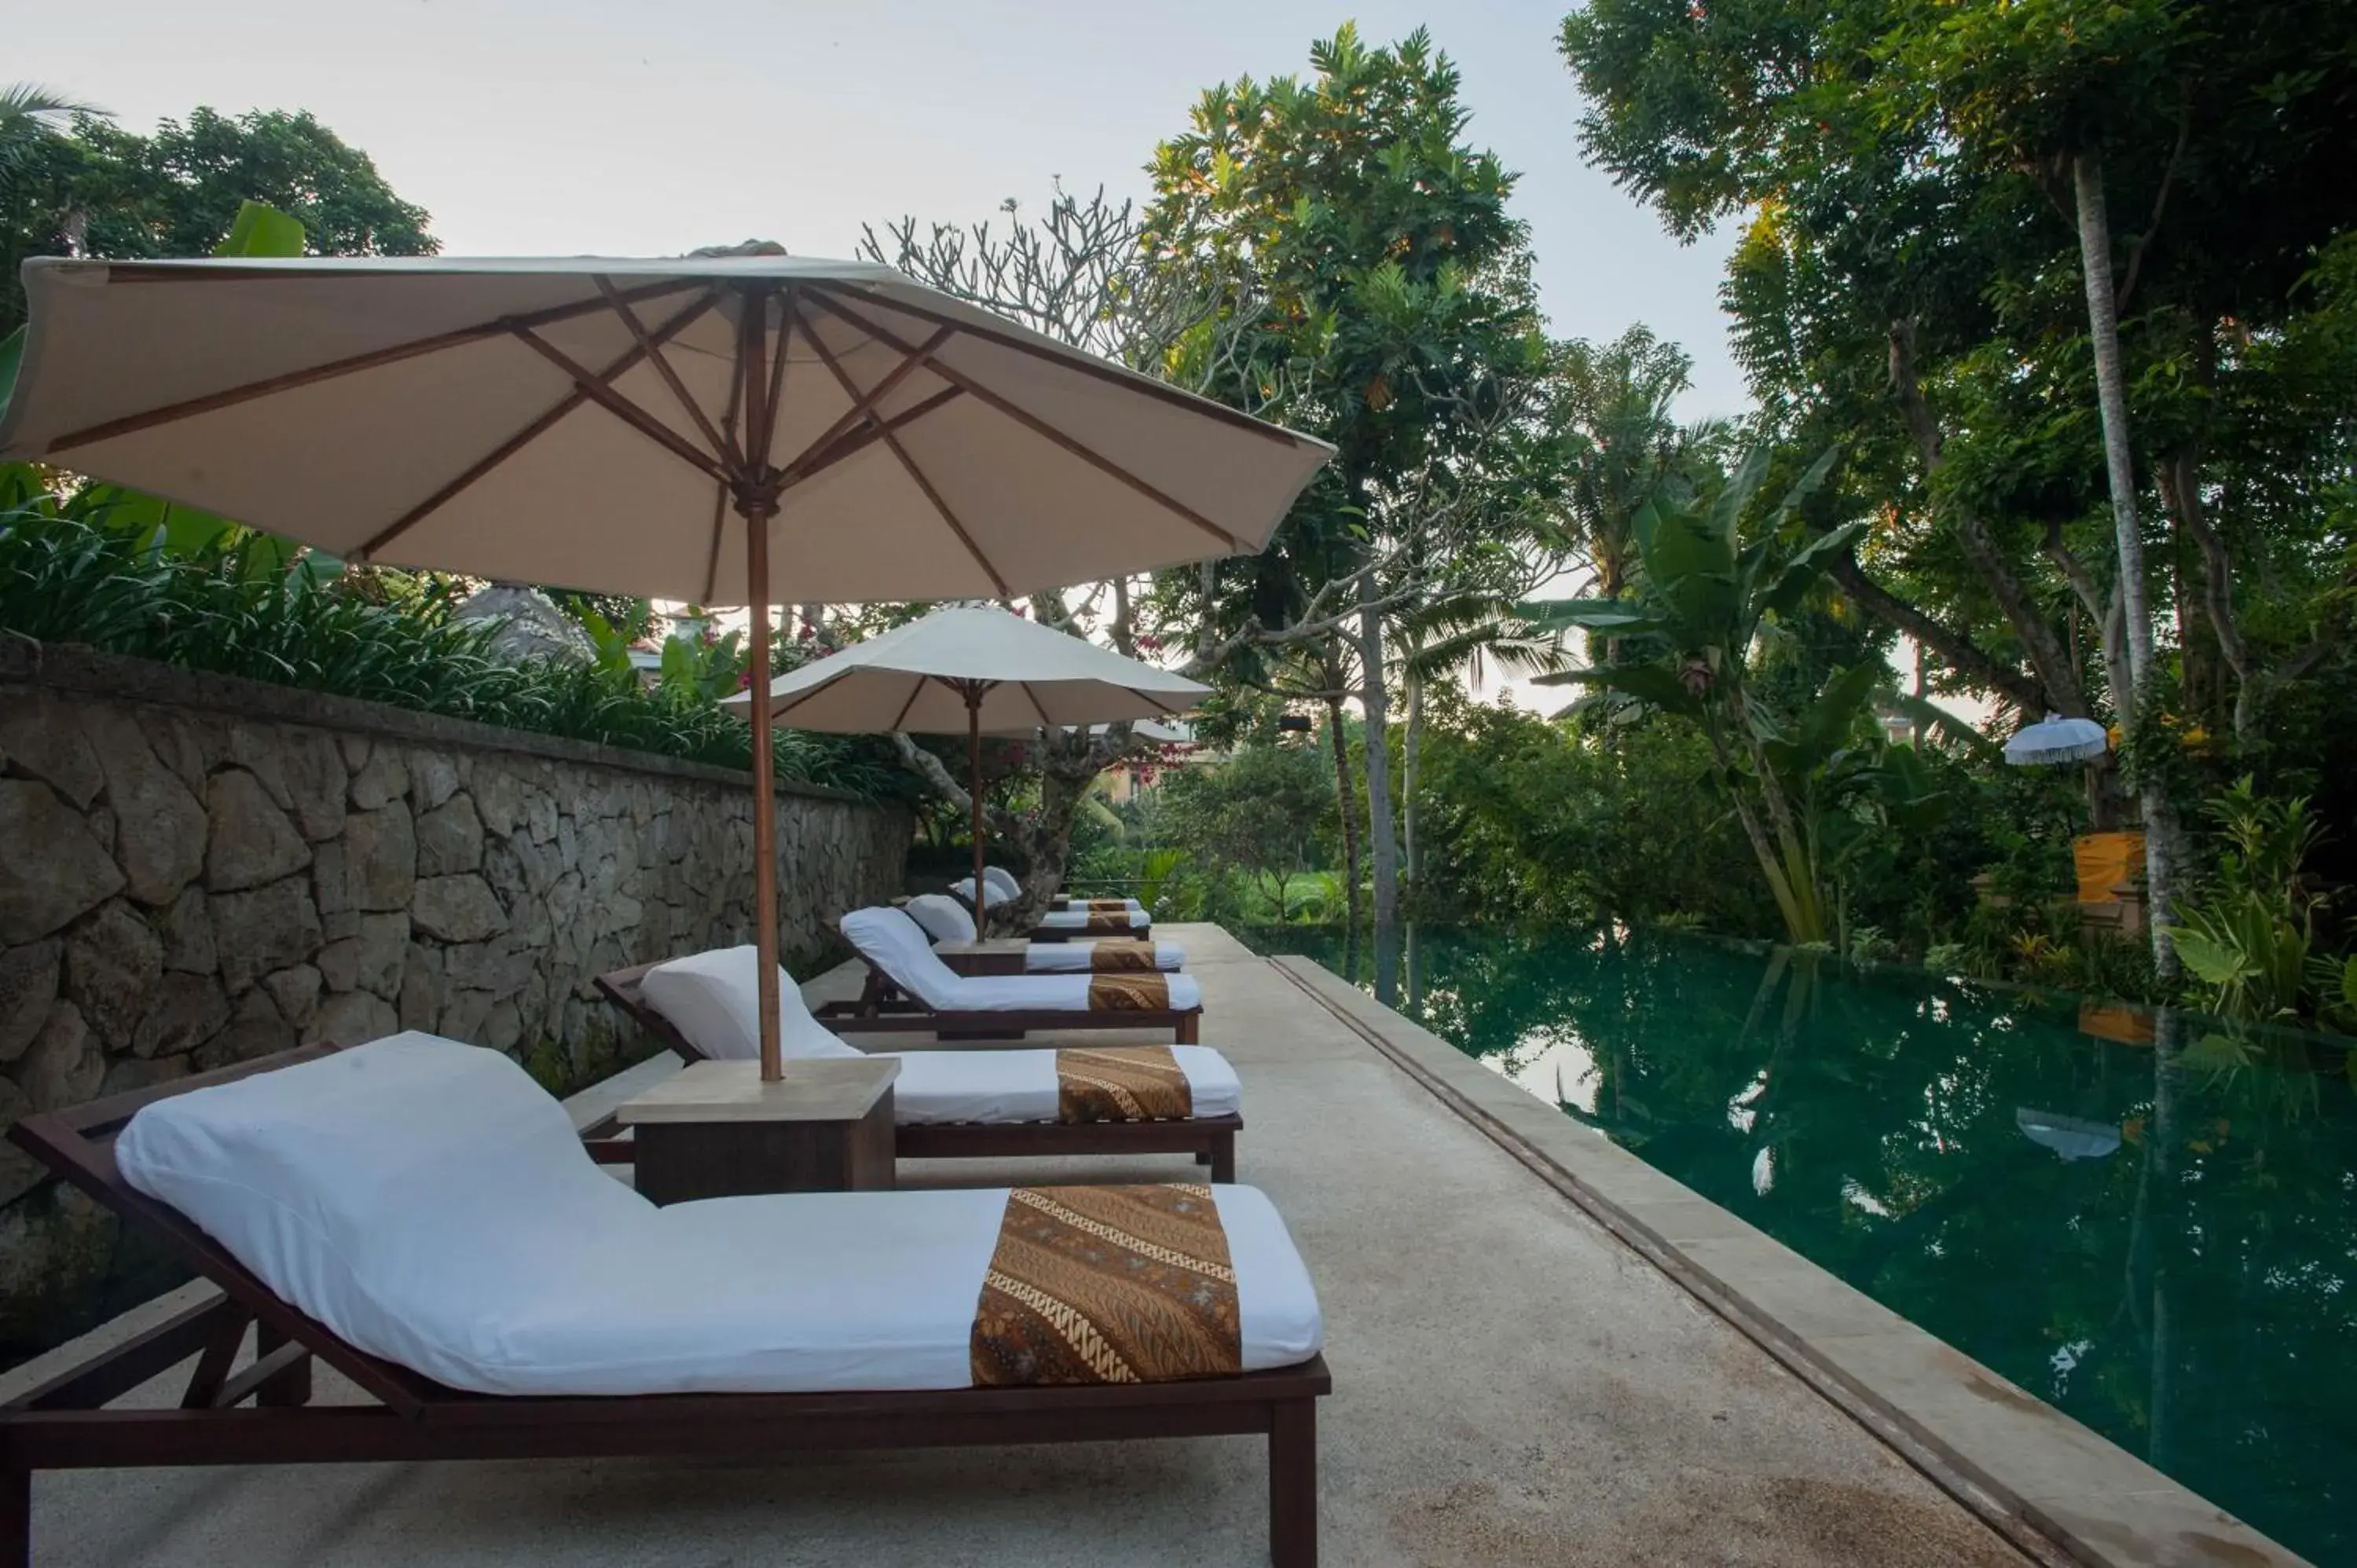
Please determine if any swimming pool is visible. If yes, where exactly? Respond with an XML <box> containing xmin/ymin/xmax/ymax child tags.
<box><xmin>1255</xmin><ymin>925</ymin><xmax>2357</xmax><ymax>1565</ymax></box>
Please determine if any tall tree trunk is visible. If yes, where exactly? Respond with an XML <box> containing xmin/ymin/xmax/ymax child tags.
<box><xmin>2073</xmin><ymin>148</ymin><xmax>2179</xmax><ymax>980</ymax></box>
<box><xmin>1358</xmin><ymin>573</ymin><xmax>1400</xmax><ymax>953</ymax></box>
<box><xmin>1321</xmin><ymin>646</ymin><xmax>1362</xmax><ymax>930</ymax></box>
<box><xmin>1402</xmin><ymin>661</ymin><xmax>1424</xmax><ymax>903</ymax></box>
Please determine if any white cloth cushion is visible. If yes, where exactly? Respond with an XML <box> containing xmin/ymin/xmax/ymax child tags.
<box><xmin>1058</xmin><ymin>896</ymin><xmax>1146</xmax><ymax>911</ymax></box>
<box><xmin>843</xmin><ymin>908</ymin><xmax>1200</xmax><ymax>1013</ymax></box>
<box><xmin>885</xmin><ymin>1044</ymin><xmax>1241</xmax><ymax>1123</ymax></box>
<box><xmin>115</xmin><ymin>1035</ymin><xmax>1314</xmax><ymax>1395</ymax></box>
<box><xmin>1034</xmin><ymin>907</ymin><xmax>1151</xmax><ymax>932</ymax></box>
<box><xmin>904</xmin><ymin>893</ymin><xmax>979</xmax><ymax>944</ymax></box>
<box><xmin>948</xmin><ymin>876</ymin><xmax>1012</xmax><ymax>909</ymax></box>
<box><xmin>1021</xmin><ymin>940</ymin><xmax>1184</xmax><ymax>973</ymax></box>
<box><xmin>640</xmin><ymin>946</ymin><xmax>860</xmax><ymax>1061</ymax></box>
<box><xmin>982</xmin><ymin>866</ymin><xmax>1023</xmax><ymax>903</ymax></box>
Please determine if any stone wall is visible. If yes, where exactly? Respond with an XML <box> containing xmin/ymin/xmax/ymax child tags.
<box><xmin>0</xmin><ymin>645</ymin><xmax>909</xmax><ymax>1358</ymax></box>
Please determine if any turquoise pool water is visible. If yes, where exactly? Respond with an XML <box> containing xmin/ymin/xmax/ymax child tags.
<box><xmin>1254</xmin><ymin>925</ymin><xmax>2357</xmax><ymax>1565</ymax></box>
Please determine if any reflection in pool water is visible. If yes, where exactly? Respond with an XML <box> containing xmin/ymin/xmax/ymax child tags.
<box><xmin>1253</xmin><ymin>925</ymin><xmax>2357</xmax><ymax>1565</ymax></box>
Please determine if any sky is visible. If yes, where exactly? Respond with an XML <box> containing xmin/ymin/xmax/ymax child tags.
<box><xmin>17</xmin><ymin>0</ymin><xmax>1765</xmax><ymax>712</ymax></box>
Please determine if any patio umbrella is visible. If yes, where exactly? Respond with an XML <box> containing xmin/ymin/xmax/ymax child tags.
<box><xmin>725</xmin><ymin>604</ymin><xmax>1209</xmax><ymax>933</ymax></box>
<box><xmin>0</xmin><ymin>252</ymin><xmax>1331</xmax><ymax>1077</ymax></box>
<box><xmin>2003</xmin><ymin>714</ymin><xmax>2110</xmax><ymax>766</ymax></box>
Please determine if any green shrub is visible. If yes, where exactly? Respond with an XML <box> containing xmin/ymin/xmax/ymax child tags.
<box><xmin>0</xmin><ymin>498</ymin><xmax>906</xmax><ymax>798</ymax></box>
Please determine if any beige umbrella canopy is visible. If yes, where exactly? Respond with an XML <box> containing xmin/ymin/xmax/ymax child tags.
<box><xmin>0</xmin><ymin>251</ymin><xmax>1331</xmax><ymax>1077</ymax></box>
<box><xmin>727</xmin><ymin>604</ymin><xmax>1210</xmax><ymax>931</ymax></box>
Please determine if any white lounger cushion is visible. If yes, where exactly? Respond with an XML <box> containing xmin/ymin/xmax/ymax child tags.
<box><xmin>904</xmin><ymin>893</ymin><xmax>981</xmax><ymax>943</ymax></box>
<box><xmin>640</xmin><ymin>947</ymin><xmax>860</xmax><ymax>1061</ymax></box>
<box><xmin>635</xmin><ymin>947</ymin><xmax>1234</xmax><ymax>1123</ymax></box>
<box><xmin>982</xmin><ymin>866</ymin><xmax>1023</xmax><ymax>903</ymax></box>
<box><xmin>1033</xmin><ymin>906</ymin><xmax>1151</xmax><ymax>932</ymax></box>
<box><xmin>843</xmin><ymin>908</ymin><xmax>1200</xmax><ymax>1013</ymax></box>
<box><xmin>115</xmin><ymin>1035</ymin><xmax>1318</xmax><ymax>1397</ymax></box>
<box><xmin>948</xmin><ymin>876</ymin><xmax>1013</xmax><ymax>909</ymax></box>
<box><xmin>1056</xmin><ymin>896</ymin><xmax>1146</xmax><ymax>911</ymax></box>
<box><xmin>889</xmin><ymin>1046</ymin><xmax>1241</xmax><ymax>1123</ymax></box>
<box><xmin>904</xmin><ymin>896</ymin><xmax>1182</xmax><ymax>972</ymax></box>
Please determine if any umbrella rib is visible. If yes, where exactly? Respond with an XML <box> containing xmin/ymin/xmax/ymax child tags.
<box><xmin>785</xmin><ymin>385</ymin><xmax>964</xmax><ymax>489</ymax></box>
<box><xmin>508</xmin><ymin>324</ymin><xmax>732</xmax><ymax>485</ymax></box>
<box><xmin>701</xmin><ymin>341</ymin><xmax>748</xmax><ymax>604</ymax></box>
<box><xmin>46</xmin><ymin>278</ymin><xmax>702</xmax><ymax>454</ymax></box>
<box><xmin>774</xmin><ymin>306</ymin><xmax>955</xmax><ymax>479</ymax></box>
<box><xmin>1022</xmin><ymin>681</ymin><xmax>1055</xmax><ymax>731</ymax></box>
<box><xmin>799</xmin><ymin>291</ymin><xmax>1244</xmax><ymax>553</ymax></box>
<box><xmin>800</xmin><ymin>322</ymin><xmax>1010</xmax><ymax>596</ymax></box>
<box><xmin>889</xmin><ymin>678</ymin><xmax>928</xmax><ymax>733</ymax></box>
<box><xmin>804</xmin><ymin>280</ymin><xmax>1320</xmax><ymax>450</ymax></box>
<box><xmin>361</xmin><ymin>288</ymin><xmax>723</xmax><ymax>561</ymax></box>
<box><xmin>595</xmin><ymin>275</ymin><xmax>739</xmax><ymax>467</ymax></box>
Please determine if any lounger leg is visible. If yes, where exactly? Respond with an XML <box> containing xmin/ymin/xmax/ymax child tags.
<box><xmin>1210</xmin><ymin>1131</ymin><xmax>1236</xmax><ymax>1185</ymax></box>
<box><xmin>254</xmin><ymin>1321</ymin><xmax>312</xmax><ymax>1407</ymax></box>
<box><xmin>0</xmin><ymin>1462</ymin><xmax>27</xmax><ymax>1568</ymax></box>
<box><xmin>1176</xmin><ymin>1013</ymin><xmax>1200</xmax><ymax>1045</ymax></box>
<box><xmin>1269</xmin><ymin>1398</ymin><xmax>1317</xmax><ymax>1568</ymax></box>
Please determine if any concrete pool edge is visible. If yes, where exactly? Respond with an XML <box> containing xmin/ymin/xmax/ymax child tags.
<box><xmin>1268</xmin><ymin>954</ymin><xmax>2310</xmax><ymax>1568</ymax></box>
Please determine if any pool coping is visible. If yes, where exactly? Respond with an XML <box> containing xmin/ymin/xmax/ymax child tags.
<box><xmin>1269</xmin><ymin>953</ymin><xmax>2311</xmax><ymax>1568</ymax></box>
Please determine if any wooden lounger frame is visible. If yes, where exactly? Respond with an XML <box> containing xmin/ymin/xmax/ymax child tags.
<box><xmin>0</xmin><ymin>1050</ymin><xmax>1326</xmax><ymax>1566</ymax></box>
<box><xmin>1024</xmin><ymin>917</ymin><xmax>1152</xmax><ymax>943</ymax></box>
<box><xmin>593</xmin><ymin>964</ymin><xmax>1237</xmax><ymax>1183</ymax></box>
<box><xmin>813</xmin><ymin>952</ymin><xmax>1203</xmax><ymax>1046</ymax></box>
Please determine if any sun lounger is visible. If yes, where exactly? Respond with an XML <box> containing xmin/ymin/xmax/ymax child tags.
<box><xmin>823</xmin><ymin>908</ymin><xmax>1202</xmax><ymax>1043</ymax></box>
<box><xmin>950</xmin><ymin>877</ymin><xmax>1153</xmax><ymax>941</ymax></box>
<box><xmin>0</xmin><ymin>1036</ymin><xmax>1329</xmax><ymax>1566</ymax></box>
<box><xmin>903</xmin><ymin>893</ymin><xmax>1184</xmax><ymax>973</ymax></box>
<box><xmin>594</xmin><ymin>947</ymin><xmax>1239</xmax><ymax>1180</ymax></box>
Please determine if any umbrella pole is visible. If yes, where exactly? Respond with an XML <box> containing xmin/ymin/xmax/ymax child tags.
<box><xmin>746</xmin><ymin>502</ymin><xmax>783</xmax><ymax>1082</ymax></box>
<box><xmin>968</xmin><ymin>687</ymin><xmax>987</xmax><ymax>938</ymax></box>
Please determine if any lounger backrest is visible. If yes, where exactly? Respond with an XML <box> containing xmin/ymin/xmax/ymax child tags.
<box><xmin>904</xmin><ymin>893</ymin><xmax>979</xmax><ymax>944</ymax></box>
<box><xmin>841</xmin><ymin>907</ymin><xmax>972</xmax><ymax>1009</ymax></box>
<box><xmin>949</xmin><ymin>875</ymin><xmax>1011</xmax><ymax>908</ymax></box>
<box><xmin>983</xmin><ymin>866</ymin><xmax>1023</xmax><ymax>903</ymax></box>
<box><xmin>112</xmin><ymin>1034</ymin><xmax>654</xmax><ymax>1392</ymax></box>
<box><xmin>640</xmin><ymin>946</ymin><xmax>861</xmax><ymax>1061</ymax></box>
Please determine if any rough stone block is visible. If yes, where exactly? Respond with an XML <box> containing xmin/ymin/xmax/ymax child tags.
<box><xmin>398</xmin><ymin>943</ymin><xmax>443</xmax><ymax>1033</ymax></box>
<box><xmin>412</xmin><ymin>874</ymin><xmax>506</xmax><ymax>943</ymax></box>
<box><xmin>204</xmin><ymin>768</ymin><xmax>313</xmax><ymax>892</ymax></box>
<box><xmin>0</xmin><ymin>780</ymin><xmax>125</xmax><ymax>944</ymax></box>
<box><xmin>81</xmin><ymin>709</ymin><xmax>206</xmax><ymax>906</ymax></box>
<box><xmin>316</xmin><ymin>803</ymin><xmax>415</xmax><ymax>915</ymax></box>
<box><xmin>318</xmin><ymin>912</ymin><xmax>408</xmax><ymax>999</ymax></box>
<box><xmin>260</xmin><ymin>964</ymin><xmax>323</xmax><ymax>1030</ymax></box>
<box><xmin>63</xmin><ymin>899</ymin><xmax>163</xmax><ymax>1048</ymax></box>
<box><xmin>308</xmin><ymin>989</ymin><xmax>398</xmax><ymax>1048</ymax></box>
<box><xmin>130</xmin><ymin>970</ymin><xmax>232</xmax><ymax>1059</ymax></box>
<box><xmin>408</xmin><ymin>749</ymin><xmax>461</xmax><ymax>812</ymax></box>
<box><xmin>0</xmin><ymin>941</ymin><xmax>61</xmax><ymax>1064</ymax></box>
<box><xmin>211</xmin><ymin>876</ymin><xmax>324</xmax><ymax>992</ymax></box>
<box><xmin>157</xmin><ymin>886</ymin><xmax>215</xmax><ymax>974</ymax></box>
<box><xmin>0</xmin><ymin>692</ymin><xmax>104</xmax><ymax>808</ymax></box>
<box><xmin>415</xmin><ymin>793</ymin><xmax>485</xmax><ymax>877</ymax></box>
<box><xmin>196</xmin><ymin>987</ymin><xmax>293</xmax><ymax>1069</ymax></box>
<box><xmin>347</xmin><ymin>745</ymin><xmax>409</xmax><ymax>811</ymax></box>
<box><xmin>17</xmin><ymin>1001</ymin><xmax>102</xmax><ymax>1111</ymax></box>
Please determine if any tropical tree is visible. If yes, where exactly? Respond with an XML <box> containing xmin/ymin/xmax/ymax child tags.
<box><xmin>1146</xmin><ymin>24</ymin><xmax>1550</xmax><ymax>954</ymax></box>
<box><xmin>1159</xmin><ymin>737</ymin><xmax>1335</xmax><ymax>920</ymax></box>
<box><xmin>1535</xmin><ymin>447</ymin><xmax>1893</xmax><ymax>941</ymax></box>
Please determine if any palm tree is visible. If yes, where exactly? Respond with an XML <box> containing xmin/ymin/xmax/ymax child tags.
<box><xmin>0</xmin><ymin>83</ymin><xmax>104</xmax><ymax>190</ymax></box>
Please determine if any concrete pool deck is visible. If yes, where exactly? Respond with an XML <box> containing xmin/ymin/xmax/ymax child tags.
<box><xmin>0</xmin><ymin>925</ymin><xmax>2296</xmax><ymax>1565</ymax></box>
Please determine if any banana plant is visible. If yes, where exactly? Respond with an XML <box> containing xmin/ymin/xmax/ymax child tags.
<box><xmin>1528</xmin><ymin>446</ymin><xmax>1878</xmax><ymax>943</ymax></box>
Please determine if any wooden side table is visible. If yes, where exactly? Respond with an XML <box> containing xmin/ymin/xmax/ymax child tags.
<box><xmin>616</xmin><ymin>1058</ymin><xmax>899</xmax><ymax>1203</ymax></box>
<box><xmin>933</xmin><ymin>939</ymin><xmax>1030</xmax><ymax>976</ymax></box>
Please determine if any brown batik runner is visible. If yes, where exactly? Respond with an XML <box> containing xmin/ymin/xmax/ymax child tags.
<box><xmin>1087</xmin><ymin>940</ymin><xmax>1159</xmax><ymax>974</ymax></box>
<box><xmin>1056</xmin><ymin>1044</ymin><xmax>1193</xmax><ymax>1123</ymax></box>
<box><xmin>970</xmin><ymin>1184</ymin><xmax>1241</xmax><ymax>1386</ymax></box>
<box><xmin>1058</xmin><ymin>898</ymin><xmax>1136</xmax><ymax>912</ymax></box>
<box><xmin>1083</xmin><ymin>910</ymin><xmax>1135</xmax><ymax>933</ymax></box>
<box><xmin>1087</xmin><ymin>971</ymin><xmax>1171</xmax><ymax>1013</ymax></box>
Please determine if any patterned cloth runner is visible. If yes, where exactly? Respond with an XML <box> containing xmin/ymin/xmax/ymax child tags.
<box><xmin>1083</xmin><ymin>910</ymin><xmax>1136</xmax><ymax>933</ymax></box>
<box><xmin>1087</xmin><ymin>971</ymin><xmax>1171</xmax><ymax>1012</ymax></box>
<box><xmin>970</xmin><ymin>1184</ymin><xmax>1241</xmax><ymax>1386</ymax></box>
<box><xmin>1087</xmin><ymin>940</ymin><xmax>1159</xmax><ymax>973</ymax></box>
<box><xmin>1057</xmin><ymin>898</ymin><xmax>1136</xmax><ymax>911</ymax></box>
<box><xmin>1055</xmin><ymin>1044</ymin><xmax>1193</xmax><ymax>1123</ymax></box>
